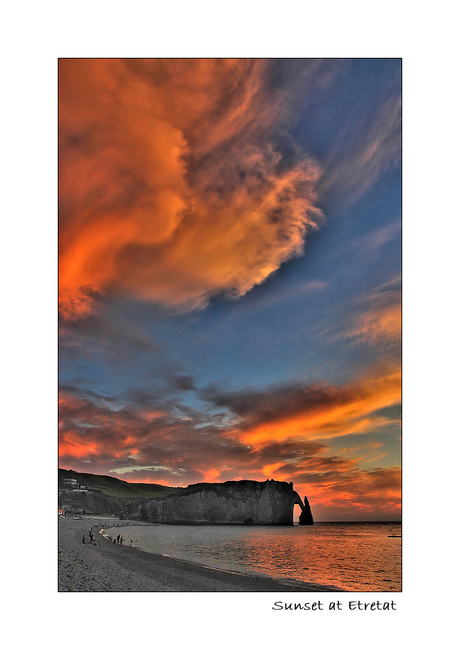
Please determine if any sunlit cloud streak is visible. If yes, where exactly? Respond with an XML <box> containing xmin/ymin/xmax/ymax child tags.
<box><xmin>339</xmin><ymin>303</ymin><xmax>401</xmax><ymax>346</ymax></box>
<box><xmin>321</xmin><ymin>272</ymin><xmax>401</xmax><ymax>350</ymax></box>
<box><xmin>203</xmin><ymin>367</ymin><xmax>401</xmax><ymax>445</ymax></box>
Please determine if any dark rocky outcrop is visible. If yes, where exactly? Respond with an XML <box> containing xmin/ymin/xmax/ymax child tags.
<box><xmin>58</xmin><ymin>469</ymin><xmax>314</xmax><ymax>525</ymax></box>
<box><xmin>135</xmin><ymin>479</ymin><xmax>314</xmax><ymax>526</ymax></box>
<box><xmin>298</xmin><ymin>495</ymin><xmax>314</xmax><ymax>525</ymax></box>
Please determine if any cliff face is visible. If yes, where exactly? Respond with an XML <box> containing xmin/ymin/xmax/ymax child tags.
<box><xmin>59</xmin><ymin>489</ymin><xmax>121</xmax><ymax>516</ymax></box>
<box><xmin>58</xmin><ymin>470</ymin><xmax>314</xmax><ymax>525</ymax></box>
<box><xmin>137</xmin><ymin>479</ymin><xmax>311</xmax><ymax>525</ymax></box>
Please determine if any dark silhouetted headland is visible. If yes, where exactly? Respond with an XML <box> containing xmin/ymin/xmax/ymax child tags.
<box><xmin>59</xmin><ymin>469</ymin><xmax>313</xmax><ymax>525</ymax></box>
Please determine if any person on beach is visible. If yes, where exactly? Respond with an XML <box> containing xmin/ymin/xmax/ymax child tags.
<box><xmin>82</xmin><ymin>534</ymin><xmax>85</xmax><ymax>545</ymax></box>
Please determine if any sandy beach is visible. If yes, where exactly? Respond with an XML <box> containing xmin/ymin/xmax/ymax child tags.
<box><xmin>58</xmin><ymin>517</ymin><xmax>340</xmax><ymax>592</ymax></box>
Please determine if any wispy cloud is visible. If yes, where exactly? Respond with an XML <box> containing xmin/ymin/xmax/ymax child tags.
<box><xmin>339</xmin><ymin>303</ymin><xmax>401</xmax><ymax>346</ymax></box>
<box><xmin>321</xmin><ymin>272</ymin><xmax>401</xmax><ymax>349</ymax></box>
<box><xmin>319</xmin><ymin>94</ymin><xmax>401</xmax><ymax>205</ymax></box>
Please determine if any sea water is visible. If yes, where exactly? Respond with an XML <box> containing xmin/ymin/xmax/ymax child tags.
<box><xmin>103</xmin><ymin>521</ymin><xmax>401</xmax><ymax>592</ymax></box>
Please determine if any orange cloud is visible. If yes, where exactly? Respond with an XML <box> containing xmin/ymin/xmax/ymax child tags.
<box><xmin>261</xmin><ymin>462</ymin><xmax>291</xmax><ymax>481</ymax></box>
<box><xmin>239</xmin><ymin>370</ymin><xmax>401</xmax><ymax>445</ymax></box>
<box><xmin>59</xmin><ymin>59</ymin><xmax>323</xmax><ymax>320</ymax></box>
<box><xmin>202</xmin><ymin>468</ymin><xmax>221</xmax><ymax>483</ymax></box>
<box><xmin>342</xmin><ymin>303</ymin><xmax>401</xmax><ymax>345</ymax></box>
<box><xmin>59</xmin><ymin>430</ymin><xmax>103</xmax><ymax>459</ymax></box>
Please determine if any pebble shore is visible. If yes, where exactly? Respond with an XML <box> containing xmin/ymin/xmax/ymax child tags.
<box><xmin>59</xmin><ymin>517</ymin><xmax>340</xmax><ymax>592</ymax></box>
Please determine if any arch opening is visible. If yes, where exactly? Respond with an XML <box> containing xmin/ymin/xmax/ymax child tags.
<box><xmin>293</xmin><ymin>503</ymin><xmax>302</xmax><ymax>524</ymax></box>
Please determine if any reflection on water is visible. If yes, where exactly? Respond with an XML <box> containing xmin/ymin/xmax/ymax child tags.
<box><xmin>104</xmin><ymin>521</ymin><xmax>401</xmax><ymax>591</ymax></box>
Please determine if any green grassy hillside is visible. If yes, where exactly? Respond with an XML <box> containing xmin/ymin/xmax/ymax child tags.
<box><xmin>59</xmin><ymin>468</ymin><xmax>182</xmax><ymax>499</ymax></box>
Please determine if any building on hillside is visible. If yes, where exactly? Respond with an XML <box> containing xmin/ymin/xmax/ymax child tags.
<box><xmin>62</xmin><ymin>478</ymin><xmax>79</xmax><ymax>489</ymax></box>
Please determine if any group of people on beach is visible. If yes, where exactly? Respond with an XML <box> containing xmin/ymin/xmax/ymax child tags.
<box><xmin>82</xmin><ymin>525</ymin><xmax>101</xmax><ymax>547</ymax></box>
<box><xmin>81</xmin><ymin>521</ymin><xmax>139</xmax><ymax>548</ymax></box>
<box><xmin>105</xmin><ymin>533</ymin><xmax>124</xmax><ymax>545</ymax></box>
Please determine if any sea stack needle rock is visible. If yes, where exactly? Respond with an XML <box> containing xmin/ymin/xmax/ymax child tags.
<box><xmin>299</xmin><ymin>495</ymin><xmax>314</xmax><ymax>525</ymax></box>
<box><xmin>138</xmin><ymin>479</ymin><xmax>314</xmax><ymax>526</ymax></box>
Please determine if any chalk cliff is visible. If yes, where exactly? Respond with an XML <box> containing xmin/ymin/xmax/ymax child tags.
<box><xmin>58</xmin><ymin>470</ymin><xmax>314</xmax><ymax>525</ymax></box>
<box><xmin>137</xmin><ymin>479</ymin><xmax>314</xmax><ymax>525</ymax></box>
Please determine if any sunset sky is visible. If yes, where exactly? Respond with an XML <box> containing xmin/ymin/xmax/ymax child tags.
<box><xmin>58</xmin><ymin>58</ymin><xmax>401</xmax><ymax>521</ymax></box>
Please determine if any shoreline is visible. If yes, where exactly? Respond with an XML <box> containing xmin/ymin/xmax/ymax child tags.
<box><xmin>59</xmin><ymin>517</ymin><xmax>342</xmax><ymax>592</ymax></box>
